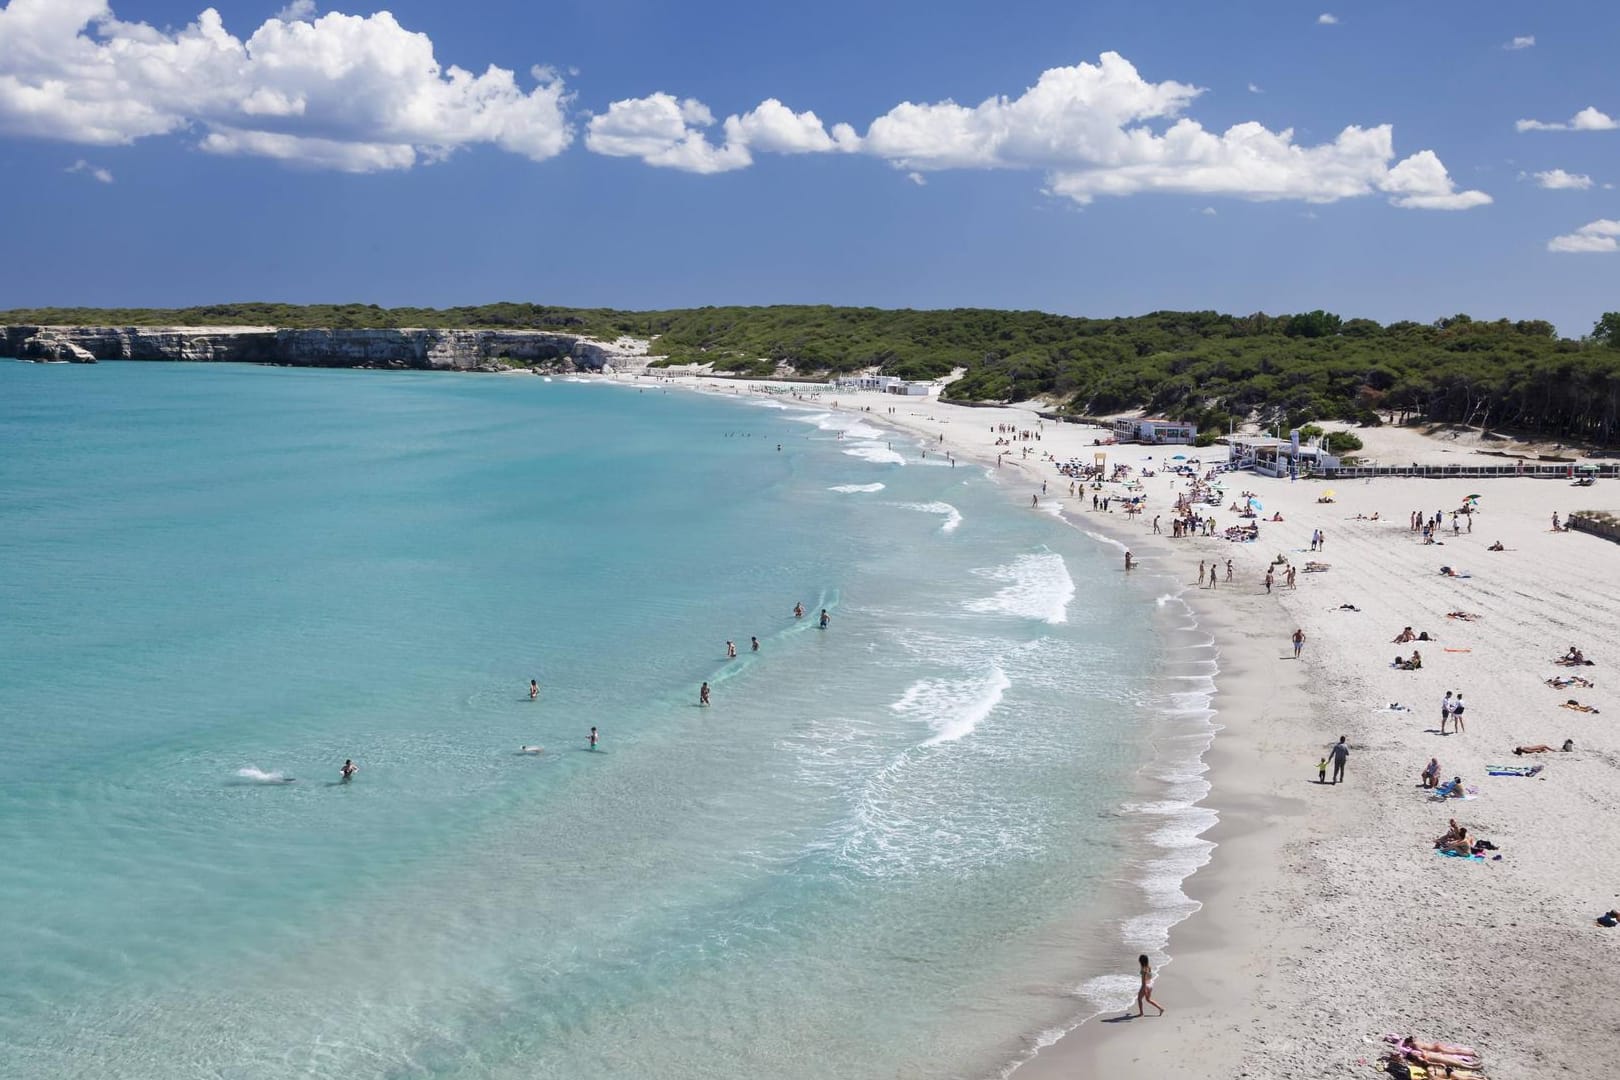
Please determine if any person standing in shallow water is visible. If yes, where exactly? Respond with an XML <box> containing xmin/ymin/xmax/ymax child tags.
<box><xmin>699</xmin><ymin>682</ymin><xmax>711</xmax><ymax>706</ymax></box>
<box><xmin>529</xmin><ymin>679</ymin><xmax>539</xmax><ymax>700</ymax></box>
<box><xmin>340</xmin><ymin>759</ymin><xmax>357</xmax><ymax>783</ymax></box>
<box><xmin>819</xmin><ymin>608</ymin><xmax>830</xmax><ymax>629</ymax></box>
<box><xmin>588</xmin><ymin>726</ymin><xmax>598</xmax><ymax>750</ymax></box>
<box><xmin>1135</xmin><ymin>954</ymin><xmax>1165</xmax><ymax>1016</ymax></box>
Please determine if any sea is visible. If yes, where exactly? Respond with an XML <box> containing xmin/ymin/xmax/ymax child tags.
<box><xmin>0</xmin><ymin>361</ymin><xmax>1219</xmax><ymax>1080</ymax></box>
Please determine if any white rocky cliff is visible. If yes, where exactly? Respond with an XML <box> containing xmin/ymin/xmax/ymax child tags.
<box><xmin>1</xmin><ymin>326</ymin><xmax>651</xmax><ymax>372</ymax></box>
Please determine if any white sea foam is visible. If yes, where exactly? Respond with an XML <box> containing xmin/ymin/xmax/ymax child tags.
<box><xmin>897</xmin><ymin>501</ymin><xmax>963</xmax><ymax>533</ymax></box>
<box><xmin>828</xmin><ymin>483</ymin><xmax>886</xmax><ymax>494</ymax></box>
<box><xmin>890</xmin><ymin>665</ymin><xmax>1011</xmax><ymax>745</ymax></box>
<box><xmin>235</xmin><ymin>767</ymin><xmax>291</xmax><ymax>783</ymax></box>
<box><xmin>752</xmin><ymin>399</ymin><xmax>791</xmax><ymax>409</ymax></box>
<box><xmin>965</xmin><ymin>551</ymin><xmax>1075</xmax><ymax>625</ymax></box>
<box><xmin>842</xmin><ymin>443</ymin><xmax>907</xmax><ymax>465</ymax></box>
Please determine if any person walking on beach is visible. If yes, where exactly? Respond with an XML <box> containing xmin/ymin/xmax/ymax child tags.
<box><xmin>1451</xmin><ymin>693</ymin><xmax>1466</xmax><ymax>734</ymax></box>
<box><xmin>588</xmin><ymin>726</ymin><xmax>599</xmax><ymax>750</ymax></box>
<box><xmin>529</xmin><ymin>679</ymin><xmax>539</xmax><ymax>700</ymax></box>
<box><xmin>340</xmin><ymin>759</ymin><xmax>357</xmax><ymax>783</ymax></box>
<box><xmin>1317</xmin><ymin>756</ymin><xmax>1329</xmax><ymax>784</ymax></box>
<box><xmin>1198</xmin><ymin>560</ymin><xmax>1205</xmax><ymax>584</ymax></box>
<box><xmin>1440</xmin><ymin>690</ymin><xmax>1453</xmax><ymax>735</ymax></box>
<box><xmin>699</xmin><ymin>682</ymin><xmax>711</xmax><ymax>706</ymax></box>
<box><xmin>1328</xmin><ymin>736</ymin><xmax>1349</xmax><ymax>784</ymax></box>
<box><xmin>1225</xmin><ymin>559</ymin><xmax>1233</xmax><ymax>582</ymax></box>
<box><xmin>1292</xmin><ymin>628</ymin><xmax>1305</xmax><ymax>659</ymax></box>
<box><xmin>1134</xmin><ymin>955</ymin><xmax>1165</xmax><ymax>1017</ymax></box>
<box><xmin>1209</xmin><ymin>564</ymin><xmax>1218</xmax><ymax>589</ymax></box>
<box><xmin>1264</xmin><ymin>569</ymin><xmax>1273</xmax><ymax>594</ymax></box>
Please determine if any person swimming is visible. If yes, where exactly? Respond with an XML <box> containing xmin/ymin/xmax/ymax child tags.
<box><xmin>340</xmin><ymin>759</ymin><xmax>357</xmax><ymax>783</ymax></box>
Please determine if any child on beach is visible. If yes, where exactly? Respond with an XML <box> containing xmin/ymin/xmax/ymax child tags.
<box><xmin>1317</xmin><ymin>757</ymin><xmax>1329</xmax><ymax>784</ymax></box>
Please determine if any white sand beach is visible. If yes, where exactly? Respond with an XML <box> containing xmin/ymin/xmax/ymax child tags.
<box><xmin>636</xmin><ymin>372</ymin><xmax>1620</xmax><ymax>1079</ymax></box>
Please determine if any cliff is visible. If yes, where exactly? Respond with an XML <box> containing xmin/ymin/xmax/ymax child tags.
<box><xmin>0</xmin><ymin>326</ymin><xmax>650</xmax><ymax>372</ymax></box>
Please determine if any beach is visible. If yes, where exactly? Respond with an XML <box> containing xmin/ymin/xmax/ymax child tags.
<box><xmin>654</xmin><ymin>373</ymin><xmax>1620</xmax><ymax>1078</ymax></box>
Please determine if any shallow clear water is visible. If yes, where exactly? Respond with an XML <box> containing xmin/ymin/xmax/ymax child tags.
<box><xmin>0</xmin><ymin>363</ymin><xmax>1212</xmax><ymax>1080</ymax></box>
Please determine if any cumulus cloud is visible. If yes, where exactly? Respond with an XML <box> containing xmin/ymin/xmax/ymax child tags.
<box><xmin>0</xmin><ymin>0</ymin><xmax>572</xmax><ymax>171</ymax></box>
<box><xmin>858</xmin><ymin>53</ymin><xmax>1489</xmax><ymax>210</ymax></box>
<box><xmin>1200</xmin><ymin>206</ymin><xmax>1216</xmax><ymax>215</ymax></box>
<box><xmin>1516</xmin><ymin>107</ymin><xmax>1618</xmax><ymax>132</ymax></box>
<box><xmin>66</xmin><ymin>158</ymin><xmax>112</xmax><ymax>182</ymax></box>
<box><xmin>1504</xmin><ymin>35</ymin><xmax>1535</xmax><ymax>50</ymax></box>
<box><xmin>1317</xmin><ymin>13</ymin><xmax>1339</xmax><ymax>25</ymax></box>
<box><xmin>1533</xmin><ymin>169</ymin><xmax>1593</xmax><ymax>190</ymax></box>
<box><xmin>584</xmin><ymin>92</ymin><xmax>853</xmax><ymax>172</ymax></box>
<box><xmin>1248</xmin><ymin>82</ymin><xmax>1263</xmax><ymax>94</ymax></box>
<box><xmin>1547</xmin><ymin>219</ymin><xmax>1620</xmax><ymax>253</ymax></box>
<box><xmin>906</xmin><ymin>171</ymin><xmax>926</xmax><ymax>186</ymax></box>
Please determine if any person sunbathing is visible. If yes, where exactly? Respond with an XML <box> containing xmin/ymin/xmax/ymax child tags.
<box><xmin>1561</xmin><ymin>700</ymin><xmax>1601</xmax><ymax>713</ymax></box>
<box><xmin>1487</xmin><ymin>541</ymin><xmax>1505</xmax><ymax>551</ymax></box>
<box><xmin>1394</xmin><ymin>1035</ymin><xmax>1482</xmax><ymax>1065</ymax></box>
<box><xmin>1432</xmin><ymin>776</ymin><xmax>1466</xmax><ymax>800</ymax></box>
<box><xmin>1556</xmin><ymin>646</ymin><xmax>1591</xmax><ymax>666</ymax></box>
<box><xmin>1514</xmin><ymin>740</ymin><xmax>1575</xmax><ymax>754</ymax></box>
<box><xmin>1445</xmin><ymin>611</ymin><xmax>1479</xmax><ymax>621</ymax></box>
<box><xmin>1393</xmin><ymin>626</ymin><xmax>1416</xmax><ymax>643</ymax></box>
<box><xmin>1546</xmin><ymin>675</ymin><xmax>1593</xmax><ymax>689</ymax></box>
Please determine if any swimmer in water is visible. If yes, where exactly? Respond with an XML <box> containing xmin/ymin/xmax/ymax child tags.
<box><xmin>700</xmin><ymin>682</ymin><xmax>711</xmax><ymax>706</ymax></box>
<box><xmin>726</xmin><ymin>640</ymin><xmax>737</xmax><ymax>658</ymax></box>
<box><xmin>793</xmin><ymin>602</ymin><xmax>804</xmax><ymax>619</ymax></box>
<box><xmin>819</xmin><ymin>608</ymin><xmax>830</xmax><ymax>629</ymax></box>
<box><xmin>588</xmin><ymin>726</ymin><xmax>598</xmax><ymax>750</ymax></box>
<box><xmin>340</xmin><ymin>759</ymin><xmax>357</xmax><ymax>783</ymax></box>
<box><xmin>529</xmin><ymin>679</ymin><xmax>539</xmax><ymax>700</ymax></box>
<box><xmin>751</xmin><ymin>636</ymin><xmax>760</xmax><ymax>652</ymax></box>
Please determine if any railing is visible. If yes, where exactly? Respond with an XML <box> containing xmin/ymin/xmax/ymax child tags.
<box><xmin>1314</xmin><ymin>463</ymin><xmax>1620</xmax><ymax>480</ymax></box>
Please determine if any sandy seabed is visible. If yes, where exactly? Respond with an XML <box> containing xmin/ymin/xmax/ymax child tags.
<box><xmin>623</xmin><ymin>372</ymin><xmax>1620</xmax><ymax>1080</ymax></box>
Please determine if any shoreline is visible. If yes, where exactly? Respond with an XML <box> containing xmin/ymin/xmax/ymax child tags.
<box><xmin>642</xmin><ymin>373</ymin><xmax>1259</xmax><ymax>1075</ymax></box>
<box><xmin>645</xmin><ymin>372</ymin><xmax>1620</xmax><ymax>1079</ymax></box>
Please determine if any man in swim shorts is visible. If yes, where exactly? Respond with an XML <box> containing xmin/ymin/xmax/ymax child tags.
<box><xmin>340</xmin><ymin>759</ymin><xmax>357</xmax><ymax>782</ymax></box>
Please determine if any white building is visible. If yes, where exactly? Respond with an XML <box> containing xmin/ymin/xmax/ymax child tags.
<box><xmin>1110</xmin><ymin>416</ymin><xmax>1198</xmax><ymax>444</ymax></box>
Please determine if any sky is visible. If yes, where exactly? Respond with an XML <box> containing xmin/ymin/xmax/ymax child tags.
<box><xmin>1</xmin><ymin>0</ymin><xmax>1616</xmax><ymax>335</ymax></box>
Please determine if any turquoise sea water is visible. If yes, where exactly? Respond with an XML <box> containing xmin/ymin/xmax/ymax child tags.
<box><xmin>0</xmin><ymin>362</ymin><xmax>1216</xmax><ymax>1080</ymax></box>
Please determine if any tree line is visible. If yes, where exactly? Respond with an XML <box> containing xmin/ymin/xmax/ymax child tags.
<box><xmin>5</xmin><ymin>302</ymin><xmax>1618</xmax><ymax>444</ymax></box>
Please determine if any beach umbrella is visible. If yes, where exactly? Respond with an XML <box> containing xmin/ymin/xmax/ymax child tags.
<box><xmin>1465</xmin><ymin>493</ymin><xmax>1482</xmax><ymax>501</ymax></box>
<box><xmin>1171</xmin><ymin>454</ymin><xmax>1187</xmax><ymax>460</ymax></box>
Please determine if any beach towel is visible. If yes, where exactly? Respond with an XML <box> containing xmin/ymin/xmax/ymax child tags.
<box><xmin>1443</xmin><ymin>647</ymin><xmax>1472</xmax><ymax>653</ymax></box>
<box><xmin>1435</xmin><ymin>849</ymin><xmax>1486</xmax><ymax>861</ymax></box>
<box><xmin>1486</xmin><ymin>765</ymin><xmax>1542</xmax><ymax>777</ymax></box>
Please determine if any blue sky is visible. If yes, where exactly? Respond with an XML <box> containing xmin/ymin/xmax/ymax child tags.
<box><xmin>2</xmin><ymin>0</ymin><xmax>1616</xmax><ymax>334</ymax></box>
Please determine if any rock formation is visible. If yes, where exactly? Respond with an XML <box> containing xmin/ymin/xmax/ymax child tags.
<box><xmin>1</xmin><ymin>326</ymin><xmax>652</xmax><ymax>373</ymax></box>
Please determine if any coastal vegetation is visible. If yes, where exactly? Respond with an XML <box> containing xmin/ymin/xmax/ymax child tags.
<box><xmin>5</xmin><ymin>303</ymin><xmax>1619</xmax><ymax>444</ymax></box>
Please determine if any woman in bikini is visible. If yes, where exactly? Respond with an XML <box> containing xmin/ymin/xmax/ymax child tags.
<box><xmin>1134</xmin><ymin>954</ymin><xmax>1164</xmax><ymax>1017</ymax></box>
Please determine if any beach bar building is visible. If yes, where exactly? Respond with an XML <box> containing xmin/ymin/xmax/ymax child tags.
<box><xmin>1110</xmin><ymin>417</ymin><xmax>1197</xmax><ymax>445</ymax></box>
<box><xmin>1224</xmin><ymin>434</ymin><xmax>1341</xmax><ymax>477</ymax></box>
<box><xmin>834</xmin><ymin>374</ymin><xmax>903</xmax><ymax>392</ymax></box>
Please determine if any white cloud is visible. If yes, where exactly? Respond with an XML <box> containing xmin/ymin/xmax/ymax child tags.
<box><xmin>1200</xmin><ymin>206</ymin><xmax>1216</xmax><ymax>215</ymax></box>
<box><xmin>66</xmin><ymin>157</ymin><xmax>112</xmax><ymax>182</ymax></box>
<box><xmin>1247</xmin><ymin>82</ymin><xmax>1263</xmax><ymax>94</ymax></box>
<box><xmin>858</xmin><ymin>54</ymin><xmax>1488</xmax><ymax>211</ymax></box>
<box><xmin>906</xmin><ymin>171</ymin><xmax>926</xmax><ymax>186</ymax></box>
<box><xmin>1504</xmin><ymin>35</ymin><xmax>1535</xmax><ymax>50</ymax></box>
<box><xmin>1378</xmin><ymin>150</ymin><xmax>1493</xmax><ymax>209</ymax></box>
<box><xmin>585</xmin><ymin>92</ymin><xmax>853</xmax><ymax>172</ymax></box>
<box><xmin>0</xmin><ymin>0</ymin><xmax>572</xmax><ymax>171</ymax></box>
<box><xmin>1317</xmin><ymin>13</ymin><xmax>1339</xmax><ymax>25</ymax></box>
<box><xmin>1547</xmin><ymin>219</ymin><xmax>1620</xmax><ymax>253</ymax></box>
<box><xmin>1516</xmin><ymin>106</ymin><xmax>1618</xmax><ymax>132</ymax></box>
<box><xmin>1533</xmin><ymin>169</ymin><xmax>1593</xmax><ymax>190</ymax></box>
